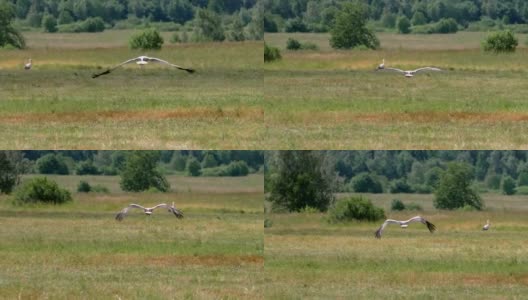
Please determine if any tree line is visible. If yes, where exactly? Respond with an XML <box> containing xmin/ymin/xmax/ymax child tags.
<box><xmin>264</xmin><ymin>0</ymin><xmax>528</xmax><ymax>33</ymax></box>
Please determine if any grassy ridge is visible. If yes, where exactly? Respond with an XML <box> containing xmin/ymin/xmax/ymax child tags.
<box><xmin>264</xmin><ymin>194</ymin><xmax>528</xmax><ymax>299</ymax></box>
<box><xmin>264</xmin><ymin>32</ymin><xmax>528</xmax><ymax>149</ymax></box>
<box><xmin>0</xmin><ymin>175</ymin><xmax>263</xmax><ymax>299</ymax></box>
<box><xmin>0</xmin><ymin>33</ymin><xmax>263</xmax><ymax>149</ymax></box>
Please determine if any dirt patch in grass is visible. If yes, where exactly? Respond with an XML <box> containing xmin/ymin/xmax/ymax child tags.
<box><xmin>1</xmin><ymin>108</ymin><xmax>263</xmax><ymax>124</ymax></box>
<box><xmin>90</xmin><ymin>254</ymin><xmax>264</xmax><ymax>267</ymax></box>
<box><xmin>299</xmin><ymin>112</ymin><xmax>528</xmax><ymax>125</ymax></box>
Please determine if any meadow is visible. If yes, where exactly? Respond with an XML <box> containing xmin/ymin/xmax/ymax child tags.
<box><xmin>0</xmin><ymin>30</ymin><xmax>263</xmax><ymax>149</ymax></box>
<box><xmin>264</xmin><ymin>193</ymin><xmax>528</xmax><ymax>299</ymax></box>
<box><xmin>265</xmin><ymin>32</ymin><xmax>528</xmax><ymax>149</ymax></box>
<box><xmin>0</xmin><ymin>174</ymin><xmax>264</xmax><ymax>299</ymax></box>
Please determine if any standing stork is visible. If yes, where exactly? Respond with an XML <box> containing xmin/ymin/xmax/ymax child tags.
<box><xmin>24</xmin><ymin>58</ymin><xmax>32</xmax><ymax>70</ymax></box>
<box><xmin>377</xmin><ymin>58</ymin><xmax>385</xmax><ymax>70</ymax></box>
<box><xmin>115</xmin><ymin>202</ymin><xmax>184</xmax><ymax>221</ymax></box>
<box><xmin>375</xmin><ymin>216</ymin><xmax>436</xmax><ymax>239</ymax></box>
<box><xmin>482</xmin><ymin>219</ymin><xmax>490</xmax><ymax>231</ymax></box>
<box><xmin>92</xmin><ymin>55</ymin><xmax>195</xmax><ymax>78</ymax></box>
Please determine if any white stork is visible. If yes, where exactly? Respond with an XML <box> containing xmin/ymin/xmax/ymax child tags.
<box><xmin>115</xmin><ymin>202</ymin><xmax>184</xmax><ymax>221</ymax></box>
<box><xmin>24</xmin><ymin>58</ymin><xmax>32</xmax><ymax>70</ymax></box>
<box><xmin>379</xmin><ymin>66</ymin><xmax>442</xmax><ymax>78</ymax></box>
<box><xmin>92</xmin><ymin>55</ymin><xmax>194</xmax><ymax>78</ymax></box>
<box><xmin>377</xmin><ymin>58</ymin><xmax>385</xmax><ymax>70</ymax></box>
<box><xmin>375</xmin><ymin>216</ymin><xmax>436</xmax><ymax>239</ymax></box>
<box><xmin>482</xmin><ymin>219</ymin><xmax>490</xmax><ymax>231</ymax></box>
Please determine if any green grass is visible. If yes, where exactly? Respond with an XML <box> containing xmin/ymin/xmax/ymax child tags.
<box><xmin>264</xmin><ymin>32</ymin><xmax>528</xmax><ymax>149</ymax></box>
<box><xmin>264</xmin><ymin>193</ymin><xmax>528</xmax><ymax>299</ymax></box>
<box><xmin>0</xmin><ymin>31</ymin><xmax>263</xmax><ymax>149</ymax></box>
<box><xmin>0</xmin><ymin>175</ymin><xmax>263</xmax><ymax>299</ymax></box>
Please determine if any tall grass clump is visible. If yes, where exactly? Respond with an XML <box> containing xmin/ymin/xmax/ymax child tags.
<box><xmin>327</xmin><ymin>196</ymin><xmax>385</xmax><ymax>223</ymax></box>
<box><xmin>265</xmin><ymin>43</ymin><xmax>281</xmax><ymax>62</ymax></box>
<box><xmin>14</xmin><ymin>177</ymin><xmax>72</xmax><ymax>205</ymax></box>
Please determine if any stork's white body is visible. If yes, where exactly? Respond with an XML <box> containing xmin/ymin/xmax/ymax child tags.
<box><xmin>375</xmin><ymin>216</ymin><xmax>436</xmax><ymax>239</ymax></box>
<box><xmin>378</xmin><ymin>58</ymin><xmax>385</xmax><ymax>70</ymax></box>
<box><xmin>115</xmin><ymin>202</ymin><xmax>184</xmax><ymax>221</ymax></box>
<box><xmin>379</xmin><ymin>66</ymin><xmax>442</xmax><ymax>78</ymax></box>
<box><xmin>24</xmin><ymin>59</ymin><xmax>32</xmax><ymax>70</ymax></box>
<box><xmin>92</xmin><ymin>55</ymin><xmax>194</xmax><ymax>78</ymax></box>
<box><xmin>482</xmin><ymin>219</ymin><xmax>490</xmax><ymax>231</ymax></box>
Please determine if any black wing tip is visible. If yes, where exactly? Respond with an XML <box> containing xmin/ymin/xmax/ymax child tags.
<box><xmin>115</xmin><ymin>213</ymin><xmax>123</xmax><ymax>221</ymax></box>
<box><xmin>186</xmin><ymin>68</ymin><xmax>195</xmax><ymax>74</ymax></box>
<box><xmin>426</xmin><ymin>221</ymin><xmax>436</xmax><ymax>233</ymax></box>
<box><xmin>374</xmin><ymin>228</ymin><xmax>382</xmax><ymax>239</ymax></box>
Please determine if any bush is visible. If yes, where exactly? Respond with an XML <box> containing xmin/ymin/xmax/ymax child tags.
<box><xmin>76</xmin><ymin>160</ymin><xmax>100</xmax><ymax>175</ymax></box>
<box><xmin>502</xmin><ymin>176</ymin><xmax>516</xmax><ymax>195</ymax></box>
<box><xmin>350</xmin><ymin>173</ymin><xmax>383</xmax><ymax>193</ymax></box>
<box><xmin>36</xmin><ymin>154</ymin><xmax>69</xmax><ymax>175</ymax></box>
<box><xmin>91</xmin><ymin>184</ymin><xmax>110</xmax><ymax>193</ymax></box>
<box><xmin>42</xmin><ymin>14</ymin><xmax>57</xmax><ymax>33</ymax></box>
<box><xmin>391</xmin><ymin>199</ymin><xmax>405</xmax><ymax>211</ymax></box>
<box><xmin>285</xmin><ymin>18</ymin><xmax>308</xmax><ymax>33</ymax></box>
<box><xmin>434</xmin><ymin>18</ymin><xmax>458</xmax><ymax>34</ymax></box>
<box><xmin>264</xmin><ymin>43</ymin><xmax>281</xmax><ymax>62</ymax></box>
<box><xmin>406</xmin><ymin>202</ymin><xmax>423</xmax><ymax>211</ymax></box>
<box><xmin>411</xmin><ymin>11</ymin><xmax>427</xmax><ymax>26</ymax></box>
<box><xmin>286</xmin><ymin>38</ymin><xmax>301</xmax><ymax>50</ymax></box>
<box><xmin>201</xmin><ymin>161</ymin><xmax>249</xmax><ymax>177</ymax></box>
<box><xmin>389</xmin><ymin>179</ymin><xmax>413</xmax><ymax>193</ymax></box>
<box><xmin>57</xmin><ymin>18</ymin><xmax>105</xmax><ymax>33</ymax></box>
<box><xmin>482</xmin><ymin>30</ymin><xmax>518</xmax><ymax>53</ymax></box>
<box><xmin>327</xmin><ymin>196</ymin><xmax>385</xmax><ymax>223</ymax></box>
<box><xmin>515</xmin><ymin>186</ymin><xmax>528</xmax><ymax>195</ymax></box>
<box><xmin>264</xmin><ymin>218</ymin><xmax>273</xmax><ymax>228</ymax></box>
<box><xmin>129</xmin><ymin>28</ymin><xmax>164</xmax><ymax>50</ymax></box>
<box><xmin>397</xmin><ymin>16</ymin><xmax>411</xmax><ymax>34</ymax></box>
<box><xmin>300</xmin><ymin>42</ymin><xmax>318</xmax><ymax>50</ymax></box>
<box><xmin>14</xmin><ymin>177</ymin><xmax>72</xmax><ymax>204</ymax></box>
<box><xmin>77</xmin><ymin>180</ymin><xmax>91</xmax><ymax>193</ymax></box>
<box><xmin>186</xmin><ymin>157</ymin><xmax>201</xmax><ymax>176</ymax></box>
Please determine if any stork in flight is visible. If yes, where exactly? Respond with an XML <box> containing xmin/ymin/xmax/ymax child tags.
<box><xmin>92</xmin><ymin>56</ymin><xmax>195</xmax><ymax>78</ymax></box>
<box><xmin>375</xmin><ymin>216</ymin><xmax>436</xmax><ymax>239</ymax></box>
<box><xmin>24</xmin><ymin>58</ymin><xmax>32</xmax><ymax>70</ymax></box>
<box><xmin>482</xmin><ymin>219</ymin><xmax>490</xmax><ymax>231</ymax></box>
<box><xmin>115</xmin><ymin>202</ymin><xmax>184</xmax><ymax>221</ymax></box>
<box><xmin>380</xmin><ymin>66</ymin><xmax>442</xmax><ymax>78</ymax></box>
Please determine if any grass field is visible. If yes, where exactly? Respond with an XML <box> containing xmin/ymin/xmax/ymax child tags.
<box><xmin>264</xmin><ymin>32</ymin><xmax>528</xmax><ymax>149</ymax></box>
<box><xmin>0</xmin><ymin>31</ymin><xmax>263</xmax><ymax>149</ymax></box>
<box><xmin>0</xmin><ymin>174</ymin><xmax>263</xmax><ymax>299</ymax></box>
<box><xmin>264</xmin><ymin>193</ymin><xmax>528</xmax><ymax>299</ymax></box>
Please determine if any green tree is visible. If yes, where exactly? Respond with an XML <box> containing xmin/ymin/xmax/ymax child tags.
<box><xmin>397</xmin><ymin>16</ymin><xmax>411</xmax><ymax>34</ymax></box>
<box><xmin>42</xmin><ymin>14</ymin><xmax>57</xmax><ymax>32</ymax></box>
<box><xmin>0</xmin><ymin>151</ymin><xmax>29</xmax><ymax>194</ymax></box>
<box><xmin>194</xmin><ymin>9</ymin><xmax>225</xmax><ymax>41</ymax></box>
<box><xmin>349</xmin><ymin>173</ymin><xmax>383</xmax><ymax>193</ymax></box>
<box><xmin>36</xmin><ymin>153</ymin><xmax>69</xmax><ymax>175</ymax></box>
<box><xmin>129</xmin><ymin>28</ymin><xmax>163</xmax><ymax>50</ymax></box>
<box><xmin>186</xmin><ymin>156</ymin><xmax>202</xmax><ymax>176</ymax></box>
<box><xmin>268</xmin><ymin>151</ymin><xmax>335</xmax><ymax>212</ymax></box>
<box><xmin>228</xmin><ymin>18</ymin><xmax>245</xmax><ymax>41</ymax></box>
<box><xmin>434</xmin><ymin>162</ymin><xmax>483</xmax><ymax>210</ymax></box>
<box><xmin>482</xmin><ymin>30</ymin><xmax>518</xmax><ymax>53</ymax></box>
<box><xmin>75</xmin><ymin>160</ymin><xmax>100</xmax><ymax>175</ymax></box>
<box><xmin>120</xmin><ymin>151</ymin><xmax>170</xmax><ymax>192</ymax></box>
<box><xmin>411</xmin><ymin>11</ymin><xmax>427</xmax><ymax>25</ymax></box>
<box><xmin>517</xmin><ymin>171</ymin><xmax>528</xmax><ymax>186</ymax></box>
<box><xmin>330</xmin><ymin>1</ymin><xmax>379</xmax><ymax>49</ymax></box>
<box><xmin>201</xmin><ymin>152</ymin><xmax>218</xmax><ymax>168</ymax></box>
<box><xmin>170</xmin><ymin>152</ymin><xmax>187</xmax><ymax>171</ymax></box>
<box><xmin>502</xmin><ymin>176</ymin><xmax>516</xmax><ymax>195</ymax></box>
<box><xmin>0</xmin><ymin>1</ymin><xmax>25</xmax><ymax>49</ymax></box>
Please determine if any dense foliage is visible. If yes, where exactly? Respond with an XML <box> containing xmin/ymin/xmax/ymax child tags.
<box><xmin>7</xmin><ymin>0</ymin><xmax>262</xmax><ymax>40</ymax></box>
<box><xmin>0</xmin><ymin>0</ymin><xmax>25</xmax><ymax>48</ymax></box>
<box><xmin>120</xmin><ymin>151</ymin><xmax>170</xmax><ymax>192</ymax></box>
<box><xmin>434</xmin><ymin>162</ymin><xmax>483</xmax><ymax>210</ymax></box>
<box><xmin>330</xmin><ymin>1</ymin><xmax>379</xmax><ymax>49</ymax></box>
<box><xmin>129</xmin><ymin>27</ymin><xmax>164</xmax><ymax>49</ymax></box>
<box><xmin>327</xmin><ymin>196</ymin><xmax>385</xmax><ymax>223</ymax></box>
<box><xmin>482</xmin><ymin>30</ymin><xmax>518</xmax><ymax>53</ymax></box>
<box><xmin>0</xmin><ymin>151</ymin><xmax>30</xmax><ymax>194</ymax></box>
<box><xmin>268</xmin><ymin>151</ymin><xmax>335</xmax><ymax>212</ymax></box>
<box><xmin>264</xmin><ymin>43</ymin><xmax>281</xmax><ymax>62</ymax></box>
<box><xmin>14</xmin><ymin>177</ymin><xmax>72</xmax><ymax>204</ymax></box>
<box><xmin>264</xmin><ymin>0</ymin><xmax>528</xmax><ymax>33</ymax></box>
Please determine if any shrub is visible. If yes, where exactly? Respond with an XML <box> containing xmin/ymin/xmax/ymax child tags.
<box><xmin>129</xmin><ymin>28</ymin><xmax>164</xmax><ymax>50</ymax></box>
<box><xmin>406</xmin><ymin>202</ymin><xmax>423</xmax><ymax>211</ymax></box>
<box><xmin>391</xmin><ymin>199</ymin><xmax>405</xmax><ymax>211</ymax></box>
<box><xmin>14</xmin><ymin>177</ymin><xmax>72</xmax><ymax>204</ymax></box>
<box><xmin>186</xmin><ymin>157</ymin><xmax>201</xmax><ymax>176</ymax></box>
<box><xmin>350</xmin><ymin>173</ymin><xmax>383</xmax><ymax>193</ymax></box>
<box><xmin>57</xmin><ymin>18</ymin><xmax>105</xmax><ymax>33</ymax></box>
<box><xmin>515</xmin><ymin>186</ymin><xmax>528</xmax><ymax>195</ymax></box>
<box><xmin>389</xmin><ymin>179</ymin><xmax>413</xmax><ymax>193</ymax></box>
<box><xmin>42</xmin><ymin>14</ymin><xmax>57</xmax><ymax>33</ymax></box>
<box><xmin>264</xmin><ymin>218</ymin><xmax>273</xmax><ymax>228</ymax></box>
<box><xmin>300</xmin><ymin>42</ymin><xmax>318</xmax><ymax>50</ymax></box>
<box><xmin>285</xmin><ymin>18</ymin><xmax>308</xmax><ymax>33</ymax></box>
<box><xmin>91</xmin><ymin>185</ymin><xmax>109</xmax><ymax>193</ymax></box>
<box><xmin>201</xmin><ymin>161</ymin><xmax>249</xmax><ymax>177</ymax></box>
<box><xmin>76</xmin><ymin>160</ymin><xmax>100</xmax><ymax>175</ymax></box>
<box><xmin>77</xmin><ymin>180</ymin><xmax>91</xmax><ymax>193</ymax></box>
<box><xmin>411</xmin><ymin>11</ymin><xmax>427</xmax><ymax>26</ymax></box>
<box><xmin>327</xmin><ymin>196</ymin><xmax>385</xmax><ymax>223</ymax></box>
<box><xmin>502</xmin><ymin>176</ymin><xmax>516</xmax><ymax>195</ymax></box>
<box><xmin>36</xmin><ymin>153</ymin><xmax>69</xmax><ymax>175</ymax></box>
<box><xmin>434</xmin><ymin>18</ymin><xmax>458</xmax><ymax>34</ymax></box>
<box><xmin>286</xmin><ymin>38</ymin><xmax>301</xmax><ymax>50</ymax></box>
<box><xmin>264</xmin><ymin>43</ymin><xmax>281</xmax><ymax>62</ymax></box>
<box><xmin>397</xmin><ymin>16</ymin><xmax>411</xmax><ymax>34</ymax></box>
<box><xmin>482</xmin><ymin>30</ymin><xmax>518</xmax><ymax>53</ymax></box>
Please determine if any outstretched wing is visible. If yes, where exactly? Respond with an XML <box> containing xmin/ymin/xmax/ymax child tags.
<box><xmin>407</xmin><ymin>216</ymin><xmax>436</xmax><ymax>233</ymax></box>
<box><xmin>375</xmin><ymin>219</ymin><xmax>400</xmax><ymax>239</ymax></box>
<box><xmin>92</xmin><ymin>57</ymin><xmax>140</xmax><ymax>78</ymax></box>
<box><xmin>412</xmin><ymin>67</ymin><xmax>442</xmax><ymax>73</ymax></box>
<box><xmin>115</xmin><ymin>203</ymin><xmax>145</xmax><ymax>221</ymax></box>
<box><xmin>152</xmin><ymin>203</ymin><xmax>184</xmax><ymax>219</ymax></box>
<box><xmin>147</xmin><ymin>57</ymin><xmax>195</xmax><ymax>73</ymax></box>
